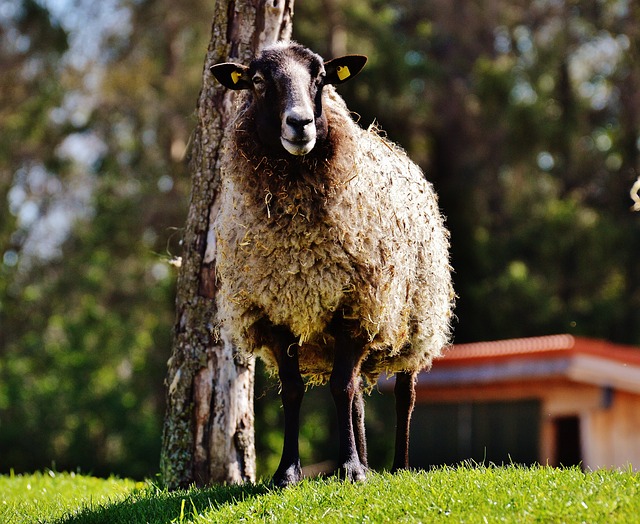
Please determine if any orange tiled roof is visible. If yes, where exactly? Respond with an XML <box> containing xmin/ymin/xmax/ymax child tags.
<box><xmin>436</xmin><ymin>334</ymin><xmax>640</xmax><ymax>366</ymax></box>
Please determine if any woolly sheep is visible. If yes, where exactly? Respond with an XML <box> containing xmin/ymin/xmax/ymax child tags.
<box><xmin>210</xmin><ymin>42</ymin><xmax>454</xmax><ymax>487</ymax></box>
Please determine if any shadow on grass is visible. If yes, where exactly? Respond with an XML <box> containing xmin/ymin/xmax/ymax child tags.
<box><xmin>58</xmin><ymin>482</ymin><xmax>271</xmax><ymax>524</ymax></box>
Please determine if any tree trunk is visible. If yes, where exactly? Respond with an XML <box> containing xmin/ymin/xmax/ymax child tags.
<box><xmin>322</xmin><ymin>0</ymin><xmax>347</xmax><ymax>57</ymax></box>
<box><xmin>160</xmin><ymin>0</ymin><xmax>294</xmax><ymax>489</ymax></box>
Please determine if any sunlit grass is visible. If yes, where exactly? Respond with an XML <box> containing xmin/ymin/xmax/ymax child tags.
<box><xmin>0</xmin><ymin>470</ymin><xmax>137</xmax><ymax>524</ymax></box>
<box><xmin>3</xmin><ymin>465</ymin><xmax>639</xmax><ymax>523</ymax></box>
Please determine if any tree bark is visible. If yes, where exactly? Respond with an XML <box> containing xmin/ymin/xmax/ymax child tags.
<box><xmin>160</xmin><ymin>0</ymin><xmax>294</xmax><ymax>489</ymax></box>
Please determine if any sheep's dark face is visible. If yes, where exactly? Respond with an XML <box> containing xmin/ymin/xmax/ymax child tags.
<box><xmin>211</xmin><ymin>43</ymin><xmax>367</xmax><ymax>157</ymax></box>
<box><xmin>251</xmin><ymin>46</ymin><xmax>326</xmax><ymax>156</ymax></box>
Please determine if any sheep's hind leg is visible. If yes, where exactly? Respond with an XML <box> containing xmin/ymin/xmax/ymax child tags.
<box><xmin>391</xmin><ymin>370</ymin><xmax>417</xmax><ymax>471</ymax></box>
<box><xmin>272</xmin><ymin>328</ymin><xmax>305</xmax><ymax>487</ymax></box>
<box><xmin>329</xmin><ymin>320</ymin><xmax>367</xmax><ymax>482</ymax></box>
<box><xmin>352</xmin><ymin>376</ymin><xmax>368</xmax><ymax>468</ymax></box>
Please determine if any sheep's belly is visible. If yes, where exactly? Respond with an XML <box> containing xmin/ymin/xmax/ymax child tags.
<box><xmin>229</xmin><ymin>234</ymin><xmax>353</xmax><ymax>342</ymax></box>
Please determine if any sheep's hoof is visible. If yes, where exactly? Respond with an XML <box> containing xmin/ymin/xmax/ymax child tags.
<box><xmin>272</xmin><ymin>462</ymin><xmax>303</xmax><ymax>488</ymax></box>
<box><xmin>338</xmin><ymin>459</ymin><xmax>368</xmax><ymax>482</ymax></box>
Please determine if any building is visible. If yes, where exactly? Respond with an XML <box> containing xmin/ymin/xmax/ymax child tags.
<box><xmin>380</xmin><ymin>334</ymin><xmax>640</xmax><ymax>470</ymax></box>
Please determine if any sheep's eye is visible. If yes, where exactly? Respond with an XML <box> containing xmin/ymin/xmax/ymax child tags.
<box><xmin>252</xmin><ymin>75</ymin><xmax>265</xmax><ymax>90</ymax></box>
<box><xmin>316</xmin><ymin>73</ymin><xmax>326</xmax><ymax>86</ymax></box>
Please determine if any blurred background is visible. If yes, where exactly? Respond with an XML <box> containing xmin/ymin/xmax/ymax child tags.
<box><xmin>1</xmin><ymin>0</ymin><xmax>639</xmax><ymax>479</ymax></box>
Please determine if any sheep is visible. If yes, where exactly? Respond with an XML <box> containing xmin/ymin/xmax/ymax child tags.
<box><xmin>210</xmin><ymin>42</ymin><xmax>454</xmax><ymax>487</ymax></box>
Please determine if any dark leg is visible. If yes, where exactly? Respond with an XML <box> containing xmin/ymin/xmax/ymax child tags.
<box><xmin>329</xmin><ymin>320</ymin><xmax>367</xmax><ymax>482</ymax></box>
<box><xmin>352</xmin><ymin>376</ymin><xmax>368</xmax><ymax>468</ymax></box>
<box><xmin>272</xmin><ymin>328</ymin><xmax>305</xmax><ymax>487</ymax></box>
<box><xmin>392</xmin><ymin>371</ymin><xmax>416</xmax><ymax>472</ymax></box>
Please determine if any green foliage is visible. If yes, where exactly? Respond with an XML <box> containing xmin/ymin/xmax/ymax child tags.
<box><xmin>0</xmin><ymin>0</ymin><xmax>210</xmax><ymax>478</ymax></box>
<box><xmin>3</xmin><ymin>467</ymin><xmax>640</xmax><ymax>523</ymax></box>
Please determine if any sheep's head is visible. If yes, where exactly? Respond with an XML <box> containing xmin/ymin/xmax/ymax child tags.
<box><xmin>210</xmin><ymin>43</ymin><xmax>367</xmax><ymax>156</ymax></box>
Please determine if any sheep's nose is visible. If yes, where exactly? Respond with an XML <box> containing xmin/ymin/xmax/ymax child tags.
<box><xmin>286</xmin><ymin>115</ymin><xmax>313</xmax><ymax>134</ymax></box>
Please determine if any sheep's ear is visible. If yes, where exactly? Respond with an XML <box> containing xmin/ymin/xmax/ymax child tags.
<box><xmin>324</xmin><ymin>55</ymin><xmax>367</xmax><ymax>85</ymax></box>
<box><xmin>210</xmin><ymin>62</ymin><xmax>251</xmax><ymax>90</ymax></box>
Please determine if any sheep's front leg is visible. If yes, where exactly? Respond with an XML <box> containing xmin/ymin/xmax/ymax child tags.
<box><xmin>272</xmin><ymin>330</ymin><xmax>305</xmax><ymax>487</ymax></box>
<box><xmin>330</xmin><ymin>322</ymin><xmax>367</xmax><ymax>482</ymax></box>
<box><xmin>391</xmin><ymin>370</ymin><xmax>416</xmax><ymax>471</ymax></box>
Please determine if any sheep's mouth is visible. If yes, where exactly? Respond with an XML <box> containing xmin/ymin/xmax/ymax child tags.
<box><xmin>281</xmin><ymin>137</ymin><xmax>316</xmax><ymax>156</ymax></box>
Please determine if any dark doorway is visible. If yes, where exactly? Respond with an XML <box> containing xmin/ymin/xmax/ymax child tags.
<box><xmin>554</xmin><ymin>416</ymin><xmax>582</xmax><ymax>467</ymax></box>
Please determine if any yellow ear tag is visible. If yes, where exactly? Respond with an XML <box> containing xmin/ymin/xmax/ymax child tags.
<box><xmin>337</xmin><ymin>65</ymin><xmax>351</xmax><ymax>81</ymax></box>
<box><xmin>231</xmin><ymin>70</ymin><xmax>242</xmax><ymax>84</ymax></box>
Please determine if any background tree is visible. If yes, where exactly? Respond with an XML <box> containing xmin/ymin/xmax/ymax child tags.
<box><xmin>0</xmin><ymin>0</ymin><xmax>209</xmax><ymax>478</ymax></box>
<box><xmin>160</xmin><ymin>0</ymin><xmax>295</xmax><ymax>488</ymax></box>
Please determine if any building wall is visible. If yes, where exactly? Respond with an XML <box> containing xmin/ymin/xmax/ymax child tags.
<box><xmin>414</xmin><ymin>378</ymin><xmax>640</xmax><ymax>470</ymax></box>
<box><xmin>409</xmin><ymin>399</ymin><xmax>540</xmax><ymax>467</ymax></box>
<box><xmin>581</xmin><ymin>391</ymin><xmax>640</xmax><ymax>470</ymax></box>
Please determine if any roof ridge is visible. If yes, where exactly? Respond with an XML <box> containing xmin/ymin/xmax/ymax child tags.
<box><xmin>440</xmin><ymin>334</ymin><xmax>640</xmax><ymax>364</ymax></box>
<box><xmin>449</xmin><ymin>334</ymin><xmax>575</xmax><ymax>355</ymax></box>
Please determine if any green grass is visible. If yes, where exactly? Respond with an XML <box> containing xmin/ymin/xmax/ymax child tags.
<box><xmin>3</xmin><ymin>466</ymin><xmax>639</xmax><ymax>523</ymax></box>
<box><xmin>0</xmin><ymin>470</ymin><xmax>137</xmax><ymax>523</ymax></box>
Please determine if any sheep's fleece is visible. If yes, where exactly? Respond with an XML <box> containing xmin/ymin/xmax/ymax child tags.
<box><xmin>213</xmin><ymin>86</ymin><xmax>454</xmax><ymax>383</ymax></box>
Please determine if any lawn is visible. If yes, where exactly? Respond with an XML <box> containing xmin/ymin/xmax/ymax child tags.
<box><xmin>3</xmin><ymin>466</ymin><xmax>639</xmax><ymax>523</ymax></box>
